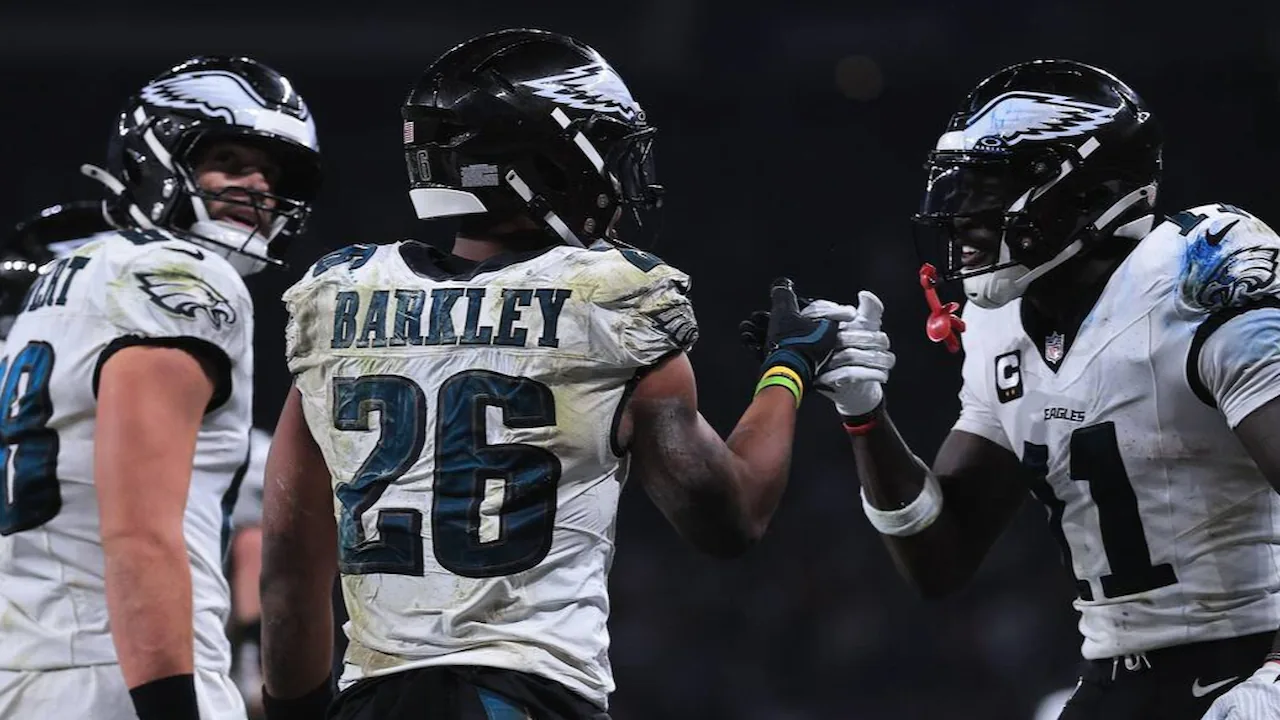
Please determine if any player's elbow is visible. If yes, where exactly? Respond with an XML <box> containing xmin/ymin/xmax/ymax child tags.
<box><xmin>678</xmin><ymin>507</ymin><xmax>766</xmax><ymax>559</ymax></box>
<box><xmin>100</xmin><ymin>524</ymin><xmax>187</xmax><ymax>575</ymax></box>
<box><xmin>100</xmin><ymin>510</ymin><xmax>185</xmax><ymax>555</ymax></box>
<box><xmin>641</xmin><ymin>466</ymin><xmax>770</xmax><ymax>558</ymax></box>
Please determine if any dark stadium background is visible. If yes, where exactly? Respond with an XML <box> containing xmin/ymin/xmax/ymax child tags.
<box><xmin>2</xmin><ymin>1</ymin><xmax>1277</xmax><ymax>717</ymax></box>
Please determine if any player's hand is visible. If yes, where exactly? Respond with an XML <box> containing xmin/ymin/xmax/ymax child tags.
<box><xmin>757</xmin><ymin>277</ymin><xmax>839</xmax><ymax>391</ymax></box>
<box><xmin>801</xmin><ymin>291</ymin><xmax>895</xmax><ymax>418</ymax></box>
<box><xmin>1201</xmin><ymin>662</ymin><xmax>1280</xmax><ymax>719</ymax></box>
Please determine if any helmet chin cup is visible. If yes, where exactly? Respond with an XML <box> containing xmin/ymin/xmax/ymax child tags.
<box><xmin>963</xmin><ymin>264</ymin><xmax>1030</xmax><ymax>309</ymax></box>
<box><xmin>187</xmin><ymin>220</ymin><xmax>271</xmax><ymax>276</ymax></box>
<box><xmin>961</xmin><ymin>235</ymin><xmax>1086</xmax><ymax>308</ymax></box>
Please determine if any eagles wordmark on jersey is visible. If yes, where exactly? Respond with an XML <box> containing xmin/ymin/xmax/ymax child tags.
<box><xmin>956</xmin><ymin>203</ymin><xmax>1280</xmax><ymax>659</ymax></box>
<box><xmin>0</xmin><ymin>227</ymin><xmax>253</xmax><ymax>678</ymax></box>
<box><xmin>284</xmin><ymin>240</ymin><xmax>696</xmax><ymax>709</ymax></box>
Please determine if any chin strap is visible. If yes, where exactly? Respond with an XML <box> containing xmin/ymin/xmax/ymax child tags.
<box><xmin>992</xmin><ymin>183</ymin><xmax>1158</xmax><ymax>305</ymax></box>
<box><xmin>81</xmin><ymin>162</ymin><xmax>285</xmax><ymax>276</ymax></box>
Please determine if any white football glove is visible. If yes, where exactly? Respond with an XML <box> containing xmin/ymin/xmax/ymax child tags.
<box><xmin>1202</xmin><ymin>662</ymin><xmax>1280</xmax><ymax>719</ymax></box>
<box><xmin>800</xmin><ymin>290</ymin><xmax>895</xmax><ymax>417</ymax></box>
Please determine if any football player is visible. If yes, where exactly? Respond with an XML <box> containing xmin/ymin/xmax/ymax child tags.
<box><xmin>227</xmin><ymin>427</ymin><xmax>274</xmax><ymax>719</ymax></box>
<box><xmin>258</xmin><ymin>29</ymin><xmax>836</xmax><ymax>720</ymax></box>
<box><xmin>793</xmin><ymin>59</ymin><xmax>1280</xmax><ymax>718</ymax></box>
<box><xmin>0</xmin><ymin>56</ymin><xmax>321</xmax><ymax>720</ymax></box>
<box><xmin>0</xmin><ymin>201</ymin><xmax>111</xmax><ymax>352</ymax></box>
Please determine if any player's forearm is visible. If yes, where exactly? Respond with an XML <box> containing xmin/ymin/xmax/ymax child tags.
<box><xmin>102</xmin><ymin>531</ymin><xmax>194</xmax><ymax>686</ymax></box>
<box><xmin>853</xmin><ymin>407</ymin><xmax>930</xmax><ymax>506</ymax></box>
<box><xmin>722</xmin><ymin>385</ymin><xmax>799</xmax><ymax>534</ymax></box>
<box><xmin>260</xmin><ymin>385</ymin><xmax>337</xmax><ymax>697</ymax></box>
<box><xmin>261</xmin><ymin>545</ymin><xmax>334</xmax><ymax>696</ymax></box>
<box><xmin>94</xmin><ymin>348</ymin><xmax>211</xmax><ymax>687</ymax></box>
<box><xmin>633</xmin><ymin>387</ymin><xmax>797</xmax><ymax>557</ymax></box>
<box><xmin>852</xmin><ymin>409</ymin><xmax>981</xmax><ymax>597</ymax></box>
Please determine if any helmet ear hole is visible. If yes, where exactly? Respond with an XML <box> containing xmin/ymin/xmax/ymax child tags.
<box><xmin>1027</xmin><ymin>150</ymin><xmax>1062</xmax><ymax>184</ymax></box>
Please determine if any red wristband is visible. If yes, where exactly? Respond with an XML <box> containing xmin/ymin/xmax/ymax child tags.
<box><xmin>841</xmin><ymin>401</ymin><xmax>884</xmax><ymax>436</ymax></box>
<box><xmin>843</xmin><ymin>417</ymin><xmax>878</xmax><ymax>436</ymax></box>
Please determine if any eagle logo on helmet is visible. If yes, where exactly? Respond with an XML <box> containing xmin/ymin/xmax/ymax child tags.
<box><xmin>140</xmin><ymin>70</ymin><xmax>285</xmax><ymax>124</ymax></box>
<box><xmin>135</xmin><ymin>271</ymin><xmax>238</xmax><ymax>329</ymax></box>
<box><xmin>944</xmin><ymin>91</ymin><xmax>1123</xmax><ymax>149</ymax></box>
<box><xmin>519</xmin><ymin>62</ymin><xmax>643</xmax><ymax>121</ymax></box>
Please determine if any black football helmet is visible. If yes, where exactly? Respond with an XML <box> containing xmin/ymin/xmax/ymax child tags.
<box><xmin>913</xmin><ymin>59</ymin><xmax>1162</xmax><ymax>308</ymax></box>
<box><xmin>401</xmin><ymin>28</ymin><xmax>662</xmax><ymax>247</ymax></box>
<box><xmin>0</xmin><ymin>201</ymin><xmax>112</xmax><ymax>336</ymax></box>
<box><xmin>82</xmin><ymin>55</ymin><xmax>323</xmax><ymax>275</ymax></box>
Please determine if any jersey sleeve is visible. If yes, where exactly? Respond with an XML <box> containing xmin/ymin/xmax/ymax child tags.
<box><xmin>96</xmin><ymin>241</ymin><xmax>252</xmax><ymax>410</ymax></box>
<box><xmin>282</xmin><ymin>268</ymin><xmax>330</xmax><ymax>378</ymax></box>
<box><xmin>282</xmin><ymin>245</ymin><xmax>378</xmax><ymax>377</ymax></box>
<box><xmin>1181</xmin><ymin>207</ymin><xmax>1280</xmax><ymax>427</ymax></box>
<box><xmin>950</xmin><ymin>312</ymin><xmax>1014</xmax><ymax>452</ymax></box>
<box><xmin>1195</xmin><ymin>306</ymin><xmax>1280</xmax><ymax>428</ymax></box>
<box><xmin>1179</xmin><ymin>207</ymin><xmax>1280</xmax><ymax>314</ymax></box>
<box><xmin>230</xmin><ymin>428</ymin><xmax>271</xmax><ymax>528</ymax></box>
<box><xmin>587</xmin><ymin>248</ymin><xmax>699</xmax><ymax>368</ymax></box>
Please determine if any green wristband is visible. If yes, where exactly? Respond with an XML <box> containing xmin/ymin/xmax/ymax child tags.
<box><xmin>754</xmin><ymin>374</ymin><xmax>802</xmax><ymax>408</ymax></box>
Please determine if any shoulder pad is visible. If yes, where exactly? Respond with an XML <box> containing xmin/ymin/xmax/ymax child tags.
<box><xmin>286</xmin><ymin>244</ymin><xmax>382</xmax><ymax>307</ymax></box>
<box><xmin>308</xmin><ymin>244</ymin><xmax>380</xmax><ymax>279</ymax></box>
<box><xmin>571</xmin><ymin>245</ymin><xmax>689</xmax><ymax>302</ymax></box>
<box><xmin>1178</xmin><ymin>204</ymin><xmax>1280</xmax><ymax>312</ymax></box>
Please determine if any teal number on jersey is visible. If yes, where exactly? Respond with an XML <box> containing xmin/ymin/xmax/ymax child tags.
<box><xmin>0</xmin><ymin>342</ymin><xmax>61</xmax><ymax>535</ymax></box>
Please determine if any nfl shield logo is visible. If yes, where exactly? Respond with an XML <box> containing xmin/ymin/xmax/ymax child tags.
<box><xmin>1045</xmin><ymin>332</ymin><xmax>1065</xmax><ymax>364</ymax></box>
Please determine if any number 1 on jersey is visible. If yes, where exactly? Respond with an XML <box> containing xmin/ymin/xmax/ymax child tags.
<box><xmin>1025</xmin><ymin>422</ymin><xmax>1178</xmax><ymax>601</ymax></box>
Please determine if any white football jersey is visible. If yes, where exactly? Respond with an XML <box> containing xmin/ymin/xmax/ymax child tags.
<box><xmin>955</xmin><ymin>204</ymin><xmax>1280</xmax><ymax>659</ymax></box>
<box><xmin>0</xmin><ymin>228</ymin><xmax>254</xmax><ymax>673</ymax></box>
<box><xmin>284</xmin><ymin>241</ymin><xmax>697</xmax><ymax>708</ymax></box>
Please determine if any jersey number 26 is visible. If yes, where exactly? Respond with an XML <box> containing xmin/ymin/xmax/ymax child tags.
<box><xmin>333</xmin><ymin>369</ymin><xmax>561</xmax><ymax>579</ymax></box>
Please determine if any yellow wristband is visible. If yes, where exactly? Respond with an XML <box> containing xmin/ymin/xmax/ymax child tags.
<box><xmin>761</xmin><ymin>365</ymin><xmax>804</xmax><ymax>394</ymax></box>
<box><xmin>755</xmin><ymin>375</ymin><xmax>802</xmax><ymax>408</ymax></box>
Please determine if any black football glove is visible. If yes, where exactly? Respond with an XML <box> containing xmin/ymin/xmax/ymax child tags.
<box><xmin>739</xmin><ymin>294</ymin><xmax>816</xmax><ymax>360</ymax></box>
<box><xmin>754</xmin><ymin>277</ymin><xmax>839</xmax><ymax>391</ymax></box>
<box><xmin>739</xmin><ymin>309</ymin><xmax>769</xmax><ymax>360</ymax></box>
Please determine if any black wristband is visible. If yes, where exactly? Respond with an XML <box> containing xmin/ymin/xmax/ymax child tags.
<box><xmin>263</xmin><ymin>675</ymin><xmax>334</xmax><ymax>720</ymax></box>
<box><xmin>760</xmin><ymin>348</ymin><xmax>813</xmax><ymax>388</ymax></box>
<box><xmin>130</xmin><ymin>673</ymin><xmax>200</xmax><ymax>720</ymax></box>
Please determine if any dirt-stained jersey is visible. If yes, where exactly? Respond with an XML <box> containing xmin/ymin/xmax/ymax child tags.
<box><xmin>955</xmin><ymin>204</ymin><xmax>1280</xmax><ymax>659</ymax></box>
<box><xmin>284</xmin><ymin>240</ymin><xmax>697</xmax><ymax>708</ymax></box>
<box><xmin>0</xmin><ymin>228</ymin><xmax>254</xmax><ymax>672</ymax></box>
